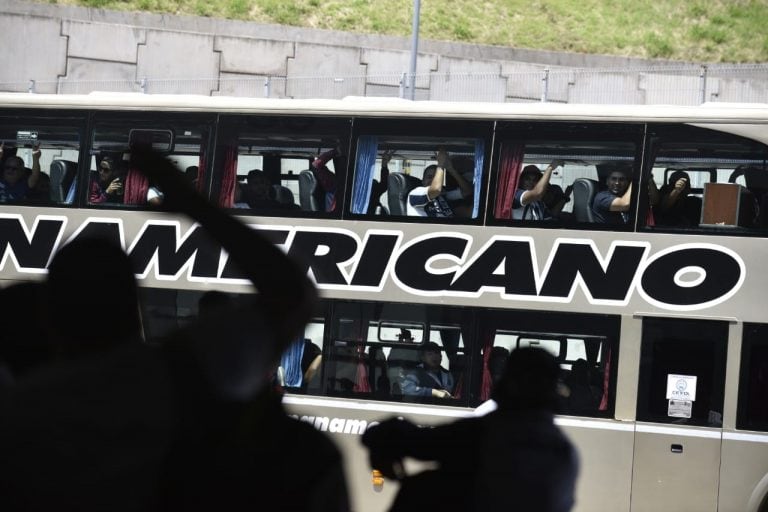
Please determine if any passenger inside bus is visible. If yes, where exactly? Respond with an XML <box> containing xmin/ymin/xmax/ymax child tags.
<box><xmin>563</xmin><ymin>358</ymin><xmax>602</xmax><ymax>415</ymax></box>
<box><xmin>591</xmin><ymin>166</ymin><xmax>632</xmax><ymax>224</ymax></box>
<box><xmin>235</xmin><ymin>169</ymin><xmax>298</xmax><ymax>210</ymax></box>
<box><xmin>0</xmin><ymin>143</ymin><xmax>43</xmax><ymax>203</ymax></box>
<box><xmin>401</xmin><ymin>341</ymin><xmax>454</xmax><ymax>399</ymax></box>
<box><xmin>89</xmin><ymin>154</ymin><xmax>124</xmax><ymax>204</ymax></box>
<box><xmin>307</xmin><ymin>147</ymin><xmax>339</xmax><ymax>212</ymax></box>
<box><xmin>407</xmin><ymin>149</ymin><xmax>472</xmax><ymax>218</ymax></box>
<box><xmin>655</xmin><ymin>170</ymin><xmax>701</xmax><ymax>227</ymax></box>
<box><xmin>512</xmin><ymin>159</ymin><xmax>565</xmax><ymax>220</ymax></box>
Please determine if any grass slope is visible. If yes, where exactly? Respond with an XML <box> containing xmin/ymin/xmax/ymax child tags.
<box><xmin>47</xmin><ymin>0</ymin><xmax>768</xmax><ymax>62</ymax></box>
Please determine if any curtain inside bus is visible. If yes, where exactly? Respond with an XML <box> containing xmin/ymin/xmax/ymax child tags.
<box><xmin>351</xmin><ymin>136</ymin><xmax>378</xmax><ymax>214</ymax></box>
<box><xmin>493</xmin><ymin>143</ymin><xmax>525</xmax><ymax>219</ymax></box>
<box><xmin>472</xmin><ymin>139</ymin><xmax>485</xmax><ymax>218</ymax></box>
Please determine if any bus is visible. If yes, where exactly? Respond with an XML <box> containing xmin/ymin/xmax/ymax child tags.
<box><xmin>0</xmin><ymin>92</ymin><xmax>767</xmax><ymax>512</ymax></box>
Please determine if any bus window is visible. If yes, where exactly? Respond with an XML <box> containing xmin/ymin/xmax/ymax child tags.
<box><xmin>216</xmin><ymin>115</ymin><xmax>351</xmax><ymax>216</ymax></box>
<box><xmin>487</xmin><ymin>330</ymin><xmax>612</xmax><ymax>417</ymax></box>
<box><xmin>350</xmin><ymin>135</ymin><xmax>483</xmax><ymax>219</ymax></box>
<box><xmin>647</xmin><ymin>124</ymin><xmax>768</xmax><ymax>232</ymax></box>
<box><xmin>480</xmin><ymin>309</ymin><xmax>619</xmax><ymax>417</ymax></box>
<box><xmin>0</xmin><ymin>120</ymin><xmax>82</xmax><ymax>206</ymax></box>
<box><xmin>738</xmin><ymin>324</ymin><xmax>768</xmax><ymax>431</ymax></box>
<box><xmin>637</xmin><ymin>317</ymin><xmax>728</xmax><ymax>427</ymax></box>
<box><xmin>321</xmin><ymin>301</ymin><xmax>469</xmax><ymax>404</ymax></box>
<box><xmin>89</xmin><ymin>115</ymin><xmax>210</xmax><ymax>208</ymax></box>
<box><xmin>492</xmin><ymin>122</ymin><xmax>642</xmax><ymax>226</ymax></box>
<box><xmin>278</xmin><ymin>318</ymin><xmax>326</xmax><ymax>392</ymax></box>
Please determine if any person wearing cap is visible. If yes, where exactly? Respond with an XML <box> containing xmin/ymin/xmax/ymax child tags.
<box><xmin>362</xmin><ymin>347</ymin><xmax>578</xmax><ymax>512</ymax></box>
<box><xmin>400</xmin><ymin>341</ymin><xmax>454</xmax><ymax>399</ymax></box>
<box><xmin>89</xmin><ymin>155</ymin><xmax>124</xmax><ymax>204</ymax></box>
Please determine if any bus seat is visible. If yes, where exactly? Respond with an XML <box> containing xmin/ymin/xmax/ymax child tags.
<box><xmin>298</xmin><ymin>170</ymin><xmax>321</xmax><ymax>211</ymax></box>
<box><xmin>49</xmin><ymin>159</ymin><xmax>78</xmax><ymax>203</ymax></box>
<box><xmin>387</xmin><ymin>346</ymin><xmax>420</xmax><ymax>395</ymax></box>
<box><xmin>272</xmin><ymin>184</ymin><xmax>296</xmax><ymax>206</ymax></box>
<box><xmin>572</xmin><ymin>178</ymin><xmax>599</xmax><ymax>223</ymax></box>
<box><xmin>387</xmin><ymin>172</ymin><xmax>421</xmax><ymax>216</ymax></box>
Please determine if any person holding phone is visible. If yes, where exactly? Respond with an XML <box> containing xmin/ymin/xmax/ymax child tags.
<box><xmin>90</xmin><ymin>154</ymin><xmax>124</xmax><ymax>204</ymax></box>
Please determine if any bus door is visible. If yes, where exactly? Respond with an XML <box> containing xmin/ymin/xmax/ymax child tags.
<box><xmin>632</xmin><ymin>317</ymin><xmax>728</xmax><ymax>512</ymax></box>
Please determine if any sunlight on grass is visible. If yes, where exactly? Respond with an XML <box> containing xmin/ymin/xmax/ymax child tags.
<box><xmin>45</xmin><ymin>0</ymin><xmax>768</xmax><ymax>62</ymax></box>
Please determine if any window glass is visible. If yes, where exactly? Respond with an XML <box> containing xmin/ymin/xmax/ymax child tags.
<box><xmin>217</xmin><ymin>116</ymin><xmax>351</xmax><ymax>216</ymax></box>
<box><xmin>492</xmin><ymin>123</ymin><xmax>641</xmax><ymax>227</ymax></box>
<box><xmin>322</xmin><ymin>301</ymin><xmax>470</xmax><ymax>405</ymax></box>
<box><xmin>738</xmin><ymin>323</ymin><xmax>768</xmax><ymax>431</ymax></box>
<box><xmin>350</xmin><ymin>135</ymin><xmax>483</xmax><ymax>219</ymax></box>
<box><xmin>0</xmin><ymin>119</ymin><xmax>82</xmax><ymax>206</ymax></box>
<box><xmin>89</xmin><ymin>115</ymin><xmax>209</xmax><ymax>208</ymax></box>
<box><xmin>349</xmin><ymin>118</ymin><xmax>492</xmax><ymax>221</ymax></box>
<box><xmin>488</xmin><ymin>330</ymin><xmax>613</xmax><ymax>417</ymax></box>
<box><xmin>637</xmin><ymin>318</ymin><xmax>728</xmax><ymax>427</ymax></box>
<box><xmin>646</xmin><ymin>124</ymin><xmax>768</xmax><ymax>232</ymax></box>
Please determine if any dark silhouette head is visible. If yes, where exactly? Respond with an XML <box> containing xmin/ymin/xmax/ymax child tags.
<box><xmin>197</xmin><ymin>290</ymin><xmax>234</xmax><ymax>322</ymax></box>
<box><xmin>246</xmin><ymin>170</ymin><xmax>273</xmax><ymax>200</ymax></box>
<box><xmin>488</xmin><ymin>346</ymin><xmax>510</xmax><ymax>386</ymax></box>
<box><xmin>492</xmin><ymin>347</ymin><xmax>561</xmax><ymax>412</ymax></box>
<box><xmin>46</xmin><ymin>237</ymin><xmax>141</xmax><ymax>355</ymax></box>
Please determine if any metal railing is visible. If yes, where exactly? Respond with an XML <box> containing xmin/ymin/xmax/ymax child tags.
<box><xmin>1</xmin><ymin>64</ymin><xmax>766</xmax><ymax>104</ymax></box>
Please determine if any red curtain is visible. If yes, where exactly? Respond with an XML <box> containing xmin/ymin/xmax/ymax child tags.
<box><xmin>493</xmin><ymin>143</ymin><xmax>525</xmax><ymax>219</ymax></box>
<box><xmin>123</xmin><ymin>167</ymin><xmax>148</xmax><ymax>205</ymax></box>
<box><xmin>196</xmin><ymin>143</ymin><xmax>207</xmax><ymax>194</ymax></box>
<box><xmin>479</xmin><ymin>331</ymin><xmax>495</xmax><ymax>402</ymax></box>
<box><xmin>353</xmin><ymin>344</ymin><xmax>371</xmax><ymax>393</ymax></box>
<box><xmin>599</xmin><ymin>347</ymin><xmax>611</xmax><ymax>411</ymax></box>
<box><xmin>218</xmin><ymin>144</ymin><xmax>237</xmax><ymax>208</ymax></box>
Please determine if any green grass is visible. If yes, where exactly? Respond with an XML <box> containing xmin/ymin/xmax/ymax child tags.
<box><xmin>48</xmin><ymin>0</ymin><xmax>768</xmax><ymax>62</ymax></box>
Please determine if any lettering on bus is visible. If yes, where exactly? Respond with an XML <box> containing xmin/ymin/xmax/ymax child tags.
<box><xmin>0</xmin><ymin>215</ymin><xmax>746</xmax><ymax>311</ymax></box>
<box><xmin>289</xmin><ymin>414</ymin><xmax>370</xmax><ymax>435</ymax></box>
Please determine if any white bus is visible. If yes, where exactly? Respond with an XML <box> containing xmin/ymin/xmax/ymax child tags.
<box><xmin>1</xmin><ymin>93</ymin><xmax>767</xmax><ymax>512</ymax></box>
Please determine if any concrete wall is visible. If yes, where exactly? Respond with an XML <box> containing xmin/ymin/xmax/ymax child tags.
<box><xmin>1</xmin><ymin>0</ymin><xmax>766</xmax><ymax>104</ymax></box>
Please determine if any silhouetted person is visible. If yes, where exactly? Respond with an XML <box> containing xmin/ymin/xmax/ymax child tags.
<box><xmin>0</xmin><ymin>282</ymin><xmax>50</xmax><ymax>394</ymax></box>
<box><xmin>362</xmin><ymin>347</ymin><xmax>578</xmax><ymax>512</ymax></box>
<box><xmin>0</xmin><ymin>149</ymin><xmax>347</xmax><ymax>511</ymax></box>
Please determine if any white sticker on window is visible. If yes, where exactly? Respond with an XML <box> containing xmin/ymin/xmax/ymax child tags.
<box><xmin>666</xmin><ymin>374</ymin><xmax>697</xmax><ymax>401</ymax></box>
<box><xmin>668</xmin><ymin>399</ymin><xmax>693</xmax><ymax>418</ymax></box>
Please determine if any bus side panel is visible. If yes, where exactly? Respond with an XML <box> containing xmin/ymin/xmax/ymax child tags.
<box><xmin>561</xmin><ymin>422</ymin><xmax>633</xmax><ymax>512</ymax></box>
<box><xmin>719</xmin><ymin>436</ymin><xmax>768</xmax><ymax>512</ymax></box>
<box><xmin>631</xmin><ymin>428</ymin><xmax>721</xmax><ymax>512</ymax></box>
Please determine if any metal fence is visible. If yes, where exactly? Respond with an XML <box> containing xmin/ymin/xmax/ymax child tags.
<box><xmin>1</xmin><ymin>64</ymin><xmax>766</xmax><ymax>104</ymax></box>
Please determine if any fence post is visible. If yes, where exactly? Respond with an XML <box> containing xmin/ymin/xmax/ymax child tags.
<box><xmin>541</xmin><ymin>69</ymin><xmax>550</xmax><ymax>102</ymax></box>
<box><xmin>28</xmin><ymin>80</ymin><xmax>35</xmax><ymax>94</ymax></box>
<box><xmin>699</xmin><ymin>65</ymin><xmax>708</xmax><ymax>104</ymax></box>
<box><xmin>399</xmin><ymin>72</ymin><xmax>407</xmax><ymax>99</ymax></box>
<box><xmin>264</xmin><ymin>77</ymin><xmax>271</xmax><ymax>98</ymax></box>
<box><xmin>140</xmin><ymin>77</ymin><xmax>147</xmax><ymax>94</ymax></box>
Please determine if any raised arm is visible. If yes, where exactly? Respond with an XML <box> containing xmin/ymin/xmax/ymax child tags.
<box><xmin>522</xmin><ymin>159</ymin><xmax>563</xmax><ymax>205</ymax></box>
<box><xmin>26</xmin><ymin>144</ymin><xmax>41</xmax><ymax>190</ymax></box>
<box><xmin>441</xmin><ymin>150</ymin><xmax>473</xmax><ymax>198</ymax></box>
<box><xmin>131</xmin><ymin>150</ymin><xmax>318</xmax><ymax>395</ymax></box>
<box><xmin>610</xmin><ymin>182</ymin><xmax>633</xmax><ymax>211</ymax></box>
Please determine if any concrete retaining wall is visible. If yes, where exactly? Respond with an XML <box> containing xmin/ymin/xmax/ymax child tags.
<box><xmin>1</xmin><ymin>0</ymin><xmax>766</xmax><ymax>104</ymax></box>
